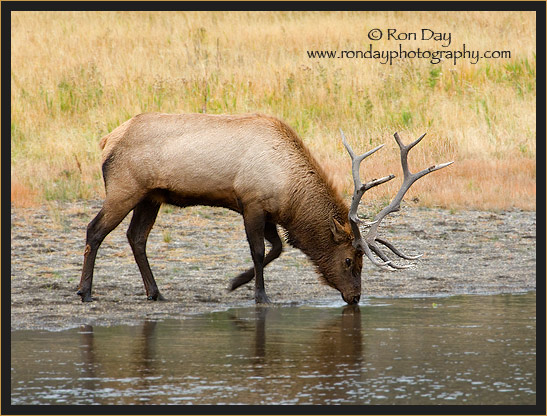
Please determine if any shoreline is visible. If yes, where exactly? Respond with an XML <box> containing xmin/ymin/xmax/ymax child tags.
<box><xmin>11</xmin><ymin>201</ymin><xmax>536</xmax><ymax>331</ymax></box>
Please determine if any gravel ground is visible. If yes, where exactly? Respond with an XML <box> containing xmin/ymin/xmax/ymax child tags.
<box><xmin>10</xmin><ymin>200</ymin><xmax>536</xmax><ymax>331</ymax></box>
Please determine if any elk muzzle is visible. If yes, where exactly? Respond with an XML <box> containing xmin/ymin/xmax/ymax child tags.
<box><xmin>342</xmin><ymin>293</ymin><xmax>361</xmax><ymax>305</ymax></box>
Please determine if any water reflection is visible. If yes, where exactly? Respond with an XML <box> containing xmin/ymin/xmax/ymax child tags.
<box><xmin>72</xmin><ymin>304</ymin><xmax>364</xmax><ymax>404</ymax></box>
<box><xmin>225</xmin><ymin>304</ymin><xmax>364</xmax><ymax>401</ymax></box>
<box><xmin>234</xmin><ymin>305</ymin><xmax>363</xmax><ymax>365</ymax></box>
<box><xmin>11</xmin><ymin>293</ymin><xmax>537</xmax><ymax>405</ymax></box>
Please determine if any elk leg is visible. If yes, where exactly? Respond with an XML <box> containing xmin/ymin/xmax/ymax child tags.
<box><xmin>229</xmin><ymin>222</ymin><xmax>282</xmax><ymax>291</ymax></box>
<box><xmin>242</xmin><ymin>207</ymin><xmax>270</xmax><ymax>304</ymax></box>
<box><xmin>78</xmin><ymin>196</ymin><xmax>140</xmax><ymax>302</ymax></box>
<box><xmin>126</xmin><ymin>198</ymin><xmax>165</xmax><ymax>301</ymax></box>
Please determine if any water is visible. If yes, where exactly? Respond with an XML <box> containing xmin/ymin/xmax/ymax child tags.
<box><xmin>10</xmin><ymin>292</ymin><xmax>536</xmax><ymax>405</ymax></box>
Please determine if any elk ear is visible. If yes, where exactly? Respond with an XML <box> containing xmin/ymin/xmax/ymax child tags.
<box><xmin>329</xmin><ymin>217</ymin><xmax>347</xmax><ymax>243</ymax></box>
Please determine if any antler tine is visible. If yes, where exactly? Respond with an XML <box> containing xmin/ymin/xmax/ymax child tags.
<box><xmin>394</xmin><ymin>132</ymin><xmax>426</xmax><ymax>177</ymax></box>
<box><xmin>341</xmin><ymin>128</ymin><xmax>386</xmax><ymax>189</ymax></box>
<box><xmin>369</xmin><ymin>243</ymin><xmax>411</xmax><ymax>269</ymax></box>
<box><xmin>363</xmin><ymin>241</ymin><xmax>393</xmax><ymax>268</ymax></box>
<box><xmin>364</xmin><ymin>132</ymin><xmax>454</xmax><ymax>266</ymax></box>
<box><xmin>340</xmin><ymin>129</ymin><xmax>395</xmax><ymax>251</ymax></box>
<box><xmin>376</xmin><ymin>237</ymin><xmax>423</xmax><ymax>260</ymax></box>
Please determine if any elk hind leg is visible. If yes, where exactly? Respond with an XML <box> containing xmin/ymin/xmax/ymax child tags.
<box><xmin>78</xmin><ymin>196</ymin><xmax>141</xmax><ymax>302</ymax></box>
<box><xmin>126</xmin><ymin>198</ymin><xmax>165</xmax><ymax>301</ymax></box>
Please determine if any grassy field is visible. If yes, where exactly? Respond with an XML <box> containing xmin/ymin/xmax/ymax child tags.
<box><xmin>11</xmin><ymin>11</ymin><xmax>536</xmax><ymax>210</ymax></box>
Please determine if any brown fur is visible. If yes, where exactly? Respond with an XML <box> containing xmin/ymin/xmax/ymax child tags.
<box><xmin>78</xmin><ymin>113</ymin><xmax>363</xmax><ymax>304</ymax></box>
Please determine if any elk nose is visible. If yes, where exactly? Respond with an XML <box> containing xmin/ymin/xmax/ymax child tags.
<box><xmin>342</xmin><ymin>294</ymin><xmax>361</xmax><ymax>305</ymax></box>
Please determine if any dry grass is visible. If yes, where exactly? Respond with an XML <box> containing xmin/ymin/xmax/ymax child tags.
<box><xmin>10</xmin><ymin>179</ymin><xmax>39</xmax><ymax>208</ymax></box>
<box><xmin>10</xmin><ymin>11</ymin><xmax>536</xmax><ymax>210</ymax></box>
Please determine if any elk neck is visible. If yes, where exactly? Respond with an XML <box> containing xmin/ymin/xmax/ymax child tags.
<box><xmin>280</xmin><ymin>169</ymin><xmax>351</xmax><ymax>266</ymax></box>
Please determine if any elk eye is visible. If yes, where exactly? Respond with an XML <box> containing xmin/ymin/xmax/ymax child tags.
<box><xmin>345</xmin><ymin>258</ymin><xmax>352</xmax><ymax>267</ymax></box>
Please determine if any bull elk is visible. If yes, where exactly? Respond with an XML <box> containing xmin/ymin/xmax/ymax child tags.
<box><xmin>78</xmin><ymin>113</ymin><xmax>452</xmax><ymax>305</ymax></box>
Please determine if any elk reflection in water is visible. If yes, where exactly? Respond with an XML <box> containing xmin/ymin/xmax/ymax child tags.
<box><xmin>75</xmin><ymin>304</ymin><xmax>364</xmax><ymax>404</ymax></box>
<box><xmin>11</xmin><ymin>293</ymin><xmax>537</xmax><ymax>405</ymax></box>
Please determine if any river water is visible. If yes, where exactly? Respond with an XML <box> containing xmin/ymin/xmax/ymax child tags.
<box><xmin>10</xmin><ymin>292</ymin><xmax>536</xmax><ymax>405</ymax></box>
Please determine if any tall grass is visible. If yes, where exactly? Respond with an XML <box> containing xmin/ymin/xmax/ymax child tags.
<box><xmin>11</xmin><ymin>11</ymin><xmax>536</xmax><ymax>210</ymax></box>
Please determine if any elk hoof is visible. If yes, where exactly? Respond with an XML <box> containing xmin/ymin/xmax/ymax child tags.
<box><xmin>77</xmin><ymin>290</ymin><xmax>93</xmax><ymax>302</ymax></box>
<box><xmin>229</xmin><ymin>270</ymin><xmax>254</xmax><ymax>291</ymax></box>
<box><xmin>228</xmin><ymin>280</ymin><xmax>240</xmax><ymax>292</ymax></box>
<box><xmin>147</xmin><ymin>292</ymin><xmax>166</xmax><ymax>301</ymax></box>
<box><xmin>255</xmin><ymin>291</ymin><xmax>271</xmax><ymax>304</ymax></box>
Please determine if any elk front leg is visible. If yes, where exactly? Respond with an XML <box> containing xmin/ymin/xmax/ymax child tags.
<box><xmin>126</xmin><ymin>198</ymin><xmax>165</xmax><ymax>301</ymax></box>
<box><xmin>229</xmin><ymin>221</ymin><xmax>282</xmax><ymax>291</ymax></box>
<box><xmin>243</xmin><ymin>206</ymin><xmax>270</xmax><ymax>304</ymax></box>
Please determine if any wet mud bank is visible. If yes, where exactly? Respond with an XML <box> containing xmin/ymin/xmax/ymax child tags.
<box><xmin>10</xmin><ymin>201</ymin><xmax>536</xmax><ymax>331</ymax></box>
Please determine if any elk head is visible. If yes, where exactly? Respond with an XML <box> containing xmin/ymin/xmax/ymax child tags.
<box><xmin>340</xmin><ymin>129</ymin><xmax>453</xmax><ymax>283</ymax></box>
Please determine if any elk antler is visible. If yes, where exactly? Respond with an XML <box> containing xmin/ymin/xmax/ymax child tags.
<box><xmin>340</xmin><ymin>129</ymin><xmax>395</xmax><ymax>267</ymax></box>
<box><xmin>342</xmin><ymin>130</ymin><xmax>454</xmax><ymax>269</ymax></box>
